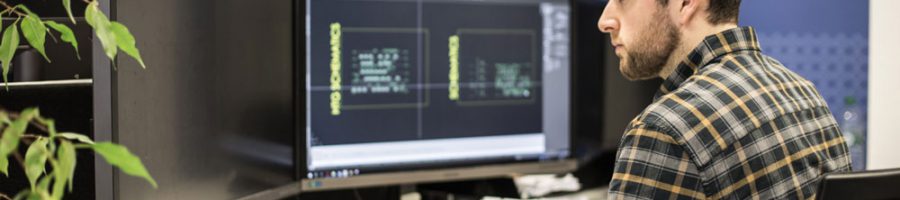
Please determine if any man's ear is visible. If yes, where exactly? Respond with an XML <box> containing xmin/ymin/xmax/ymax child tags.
<box><xmin>677</xmin><ymin>0</ymin><xmax>701</xmax><ymax>26</ymax></box>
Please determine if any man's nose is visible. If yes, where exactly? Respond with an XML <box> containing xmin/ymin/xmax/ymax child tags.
<box><xmin>598</xmin><ymin>4</ymin><xmax>618</xmax><ymax>33</ymax></box>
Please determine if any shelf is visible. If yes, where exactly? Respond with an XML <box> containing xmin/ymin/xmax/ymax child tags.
<box><xmin>4</xmin><ymin>79</ymin><xmax>92</xmax><ymax>89</ymax></box>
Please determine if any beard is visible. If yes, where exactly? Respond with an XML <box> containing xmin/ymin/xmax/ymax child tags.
<box><xmin>618</xmin><ymin>10</ymin><xmax>681</xmax><ymax>81</ymax></box>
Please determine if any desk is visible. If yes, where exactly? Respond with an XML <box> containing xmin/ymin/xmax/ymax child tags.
<box><xmin>400</xmin><ymin>186</ymin><xmax>609</xmax><ymax>200</ymax></box>
<box><xmin>542</xmin><ymin>186</ymin><xmax>608</xmax><ymax>200</ymax></box>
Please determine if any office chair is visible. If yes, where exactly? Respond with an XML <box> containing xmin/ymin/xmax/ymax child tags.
<box><xmin>816</xmin><ymin>168</ymin><xmax>900</xmax><ymax>200</ymax></box>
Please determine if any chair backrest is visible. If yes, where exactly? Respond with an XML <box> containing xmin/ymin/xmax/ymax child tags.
<box><xmin>816</xmin><ymin>168</ymin><xmax>900</xmax><ymax>200</ymax></box>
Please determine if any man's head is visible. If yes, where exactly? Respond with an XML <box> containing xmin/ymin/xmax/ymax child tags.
<box><xmin>598</xmin><ymin>0</ymin><xmax>741</xmax><ymax>80</ymax></box>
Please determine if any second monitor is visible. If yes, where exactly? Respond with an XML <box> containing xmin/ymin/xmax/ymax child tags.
<box><xmin>302</xmin><ymin>0</ymin><xmax>573</xmax><ymax>191</ymax></box>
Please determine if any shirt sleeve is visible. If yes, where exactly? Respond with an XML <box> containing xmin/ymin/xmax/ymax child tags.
<box><xmin>607</xmin><ymin>123</ymin><xmax>707</xmax><ymax>200</ymax></box>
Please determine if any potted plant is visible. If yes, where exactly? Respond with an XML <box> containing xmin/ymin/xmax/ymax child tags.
<box><xmin>0</xmin><ymin>0</ymin><xmax>154</xmax><ymax>199</ymax></box>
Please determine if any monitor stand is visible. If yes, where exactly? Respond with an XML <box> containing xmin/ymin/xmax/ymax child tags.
<box><xmin>292</xmin><ymin>178</ymin><xmax>519</xmax><ymax>200</ymax></box>
<box><xmin>402</xmin><ymin>177</ymin><xmax>520</xmax><ymax>200</ymax></box>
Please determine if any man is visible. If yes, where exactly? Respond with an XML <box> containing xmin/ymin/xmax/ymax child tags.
<box><xmin>598</xmin><ymin>0</ymin><xmax>852</xmax><ymax>199</ymax></box>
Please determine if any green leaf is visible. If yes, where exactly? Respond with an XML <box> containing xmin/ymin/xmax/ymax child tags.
<box><xmin>51</xmin><ymin>142</ymin><xmax>75</xmax><ymax>199</ymax></box>
<box><xmin>17</xmin><ymin>108</ymin><xmax>40</xmax><ymax>127</ymax></box>
<box><xmin>25</xmin><ymin>137</ymin><xmax>50</xmax><ymax>189</ymax></box>
<box><xmin>37</xmin><ymin>174</ymin><xmax>52</xmax><ymax>192</ymax></box>
<box><xmin>0</xmin><ymin>122</ymin><xmax>21</xmax><ymax>176</ymax></box>
<box><xmin>21</xmin><ymin>16</ymin><xmax>50</xmax><ymax>62</ymax></box>
<box><xmin>42</xmin><ymin>118</ymin><xmax>58</xmax><ymax>138</ymax></box>
<box><xmin>57</xmin><ymin>141</ymin><xmax>76</xmax><ymax>192</ymax></box>
<box><xmin>17</xmin><ymin>6</ymin><xmax>49</xmax><ymax>62</ymax></box>
<box><xmin>56</xmin><ymin>132</ymin><xmax>94</xmax><ymax>144</ymax></box>
<box><xmin>84</xmin><ymin>2</ymin><xmax>97</xmax><ymax>27</ymax></box>
<box><xmin>44</xmin><ymin>21</ymin><xmax>79</xmax><ymax>59</ymax></box>
<box><xmin>110</xmin><ymin>22</ymin><xmax>145</xmax><ymax>68</ymax></box>
<box><xmin>47</xmin><ymin>122</ymin><xmax>57</xmax><ymax>140</ymax></box>
<box><xmin>14</xmin><ymin>187</ymin><xmax>50</xmax><ymax>200</ymax></box>
<box><xmin>0</xmin><ymin>108</ymin><xmax>38</xmax><ymax>176</ymax></box>
<box><xmin>85</xmin><ymin>2</ymin><xmax>117</xmax><ymax>61</ymax></box>
<box><xmin>63</xmin><ymin>0</ymin><xmax>75</xmax><ymax>24</ymax></box>
<box><xmin>52</xmin><ymin>170</ymin><xmax>66</xmax><ymax>199</ymax></box>
<box><xmin>16</xmin><ymin>5</ymin><xmax>35</xmax><ymax>16</ymax></box>
<box><xmin>36</xmin><ymin>176</ymin><xmax>53</xmax><ymax>200</ymax></box>
<box><xmin>0</xmin><ymin>13</ymin><xmax>4</xmax><ymax>50</ymax></box>
<box><xmin>0</xmin><ymin>18</ymin><xmax>19</xmax><ymax>89</ymax></box>
<box><xmin>92</xmin><ymin>142</ymin><xmax>157</xmax><ymax>188</ymax></box>
<box><xmin>27</xmin><ymin>190</ymin><xmax>50</xmax><ymax>200</ymax></box>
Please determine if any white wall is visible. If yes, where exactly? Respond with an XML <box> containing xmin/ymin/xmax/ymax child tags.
<box><xmin>867</xmin><ymin>0</ymin><xmax>900</xmax><ymax>170</ymax></box>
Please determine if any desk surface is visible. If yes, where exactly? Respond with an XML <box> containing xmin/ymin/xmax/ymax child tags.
<box><xmin>478</xmin><ymin>186</ymin><xmax>608</xmax><ymax>200</ymax></box>
<box><xmin>547</xmin><ymin>186</ymin><xmax>608</xmax><ymax>200</ymax></box>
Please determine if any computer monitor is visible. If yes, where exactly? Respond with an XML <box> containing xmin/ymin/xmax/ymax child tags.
<box><xmin>297</xmin><ymin>0</ymin><xmax>575</xmax><ymax>191</ymax></box>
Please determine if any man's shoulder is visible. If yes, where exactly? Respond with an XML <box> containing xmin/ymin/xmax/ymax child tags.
<box><xmin>628</xmin><ymin>88</ymin><xmax>702</xmax><ymax>142</ymax></box>
<box><xmin>635</xmin><ymin>76</ymin><xmax>725</xmax><ymax>134</ymax></box>
<box><xmin>631</xmin><ymin>53</ymin><xmax>788</xmax><ymax>162</ymax></box>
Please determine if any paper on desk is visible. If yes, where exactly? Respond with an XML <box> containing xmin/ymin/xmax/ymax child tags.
<box><xmin>513</xmin><ymin>173</ymin><xmax>581</xmax><ymax>198</ymax></box>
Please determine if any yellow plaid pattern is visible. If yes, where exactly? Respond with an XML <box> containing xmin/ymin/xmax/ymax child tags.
<box><xmin>608</xmin><ymin>27</ymin><xmax>852</xmax><ymax>200</ymax></box>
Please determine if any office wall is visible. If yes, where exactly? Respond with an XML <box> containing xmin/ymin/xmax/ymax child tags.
<box><xmin>868</xmin><ymin>0</ymin><xmax>900</xmax><ymax>170</ymax></box>
<box><xmin>112</xmin><ymin>0</ymin><xmax>294</xmax><ymax>199</ymax></box>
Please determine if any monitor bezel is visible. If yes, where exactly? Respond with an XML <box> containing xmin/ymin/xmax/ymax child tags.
<box><xmin>293</xmin><ymin>0</ymin><xmax>579</xmax><ymax>191</ymax></box>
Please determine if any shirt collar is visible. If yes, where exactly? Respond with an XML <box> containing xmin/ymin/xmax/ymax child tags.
<box><xmin>654</xmin><ymin>26</ymin><xmax>762</xmax><ymax>100</ymax></box>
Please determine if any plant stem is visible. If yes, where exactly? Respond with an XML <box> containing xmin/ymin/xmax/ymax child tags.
<box><xmin>0</xmin><ymin>192</ymin><xmax>12</xmax><ymax>200</ymax></box>
<box><xmin>12</xmin><ymin>151</ymin><xmax>25</xmax><ymax>171</ymax></box>
<box><xmin>0</xmin><ymin>0</ymin><xmax>26</xmax><ymax>17</ymax></box>
<box><xmin>4</xmin><ymin>112</ymin><xmax>51</xmax><ymax>134</ymax></box>
<box><xmin>0</xmin><ymin>0</ymin><xmax>98</xmax><ymax>17</ymax></box>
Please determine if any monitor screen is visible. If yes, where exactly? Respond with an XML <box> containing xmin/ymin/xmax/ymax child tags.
<box><xmin>304</xmin><ymin>0</ymin><xmax>571</xmax><ymax>181</ymax></box>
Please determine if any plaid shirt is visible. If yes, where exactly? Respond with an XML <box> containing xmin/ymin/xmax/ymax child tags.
<box><xmin>608</xmin><ymin>27</ymin><xmax>852</xmax><ymax>200</ymax></box>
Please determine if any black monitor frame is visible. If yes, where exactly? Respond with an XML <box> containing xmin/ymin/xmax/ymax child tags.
<box><xmin>292</xmin><ymin>0</ymin><xmax>579</xmax><ymax>192</ymax></box>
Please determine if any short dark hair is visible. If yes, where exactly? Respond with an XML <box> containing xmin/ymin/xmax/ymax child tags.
<box><xmin>707</xmin><ymin>0</ymin><xmax>741</xmax><ymax>24</ymax></box>
<box><xmin>657</xmin><ymin>0</ymin><xmax>741</xmax><ymax>24</ymax></box>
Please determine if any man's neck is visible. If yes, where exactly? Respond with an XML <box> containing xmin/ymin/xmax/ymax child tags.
<box><xmin>658</xmin><ymin>23</ymin><xmax>739</xmax><ymax>79</ymax></box>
